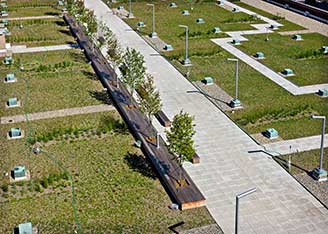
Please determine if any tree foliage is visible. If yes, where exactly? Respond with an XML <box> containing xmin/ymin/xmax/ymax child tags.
<box><xmin>139</xmin><ymin>74</ymin><xmax>162</xmax><ymax>122</ymax></box>
<box><xmin>166</xmin><ymin>111</ymin><xmax>195</xmax><ymax>165</ymax></box>
<box><xmin>68</xmin><ymin>0</ymin><xmax>97</xmax><ymax>36</ymax></box>
<box><xmin>121</xmin><ymin>48</ymin><xmax>145</xmax><ymax>94</ymax></box>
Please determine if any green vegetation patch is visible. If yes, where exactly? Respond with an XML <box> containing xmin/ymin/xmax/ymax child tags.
<box><xmin>120</xmin><ymin>0</ymin><xmax>264</xmax><ymax>57</ymax></box>
<box><xmin>7</xmin><ymin>18</ymin><xmax>74</xmax><ymax>47</ymax></box>
<box><xmin>7</xmin><ymin>0</ymin><xmax>60</xmax><ymax>18</ymax></box>
<box><xmin>238</xmin><ymin>33</ymin><xmax>328</xmax><ymax>86</ymax></box>
<box><xmin>0</xmin><ymin>49</ymin><xmax>104</xmax><ymax>116</ymax></box>
<box><xmin>276</xmin><ymin>148</ymin><xmax>328</xmax><ymax>175</ymax></box>
<box><xmin>0</xmin><ymin>112</ymin><xmax>214</xmax><ymax>233</ymax></box>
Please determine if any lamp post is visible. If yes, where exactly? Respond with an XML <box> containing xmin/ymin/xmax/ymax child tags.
<box><xmin>179</xmin><ymin>25</ymin><xmax>191</xmax><ymax>66</ymax></box>
<box><xmin>147</xmin><ymin>3</ymin><xmax>157</xmax><ymax>38</ymax></box>
<box><xmin>128</xmin><ymin>0</ymin><xmax>133</xmax><ymax>18</ymax></box>
<box><xmin>311</xmin><ymin>115</ymin><xmax>327</xmax><ymax>181</ymax></box>
<box><xmin>227</xmin><ymin>58</ymin><xmax>241</xmax><ymax>108</ymax></box>
<box><xmin>235</xmin><ymin>187</ymin><xmax>256</xmax><ymax>234</ymax></box>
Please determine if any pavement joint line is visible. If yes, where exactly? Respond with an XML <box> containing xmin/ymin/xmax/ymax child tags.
<box><xmin>1</xmin><ymin>104</ymin><xmax>115</xmax><ymax>124</ymax></box>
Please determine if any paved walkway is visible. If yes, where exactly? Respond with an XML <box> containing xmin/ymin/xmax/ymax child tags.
<box><xmin>85</xmin><ymin>0</ymin><xmax>328</xmax><ymax>233</ymax></box>
<box><xmin>11</xmin><ymin>44</ymin><xmax>79</xmax><ymax>54</ymax></box>
<box><xmin>0</xmin><ymin>104</ymin><xmax>115</xmax><ymax>124</ymax></box>
<box><xmin>241</xmin><ymin>0</ymin><xmax>328</xmax><ymax>36</ymax></box>
<box><xmin>212</xmin><ymin>3</ymin><xmax>328</xmax><ymax>95</ymax></box>
<box><xmin>211</xmin><ymin>36</ymin><xmax>328</xmax><ymax>95</ymax></box>
<box><xmin>263</xmin><ymin>134</ymin><xmax>328</xmax><ymax>156</ymax></box>
<box><xmin>4</xmin><ymin>15</ymin><xmax>58</xmax><ymax>21</ymax></box>
<box><xmin>278</xmin><ymin>29</ymin><xmax>314</xmax><ymax>35</ymax></box>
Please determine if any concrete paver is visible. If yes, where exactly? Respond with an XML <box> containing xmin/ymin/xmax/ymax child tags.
<box><xmin>5</xmin><ymin>15</ymin><xmax>58</xmax><ymax>21</ymax></box>
<box><xmin>263</xmin><ymin>134</ymin><xmax>328</xmax><ymax>156</ymax></box>
<box><xmin>85</xmin><ymin>0</ymin><xmax>328</xmax><ymax>233</ymax></box>
<box><xmin>11</xmin><ymin>44</ymin><xmax>79</xmax><ymax>54</ymax></box>
<box><xmin>1</xmin><ymin>104</ymin><xmax>115</xmax><ymax>124</ymax></box>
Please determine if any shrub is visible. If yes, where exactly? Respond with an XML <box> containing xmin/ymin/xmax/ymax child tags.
<box><xmin>1</xmin><ymin>184</ymin><xmax>9</xmax><ymax>193</ymax></box>
<box><xmin>34</xmin><ymin>182</ymin><xmax>42</xmax><ymax>192</ymax></box>
<box><xmin>41</xmin><ymin>177</ymin><xmax>49</xmax><ymax>188</ymax></box>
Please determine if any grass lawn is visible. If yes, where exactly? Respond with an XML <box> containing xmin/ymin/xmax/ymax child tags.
<box><xmin>238</xmin><ymin>33</ymin><xmax>328</xmax><ymax>86</ymax></box>
<box><xmin>0</xmin><ymin>112</ymin><xmax>215</xmax><ymax>233</ymax></box>
<box><xmin>7</xmin><ymin>0</ymin><xmax>60</xmax><ymax>18</ymax></box>
<box><xmin>275</xmin><ymin>148</ymin><xmax>328</xmax><ymax>175</ymax></box>
<box><xmin>118</xmin><ymin>0</ymin><xmax>264</xmax><ymax>56</ymax></box>
<box><xmin>0</xmin><ymin>49</ymin><xmax>104</xmax><ymax>116</ymax></box>
<box><xmin>7</xmin><ymin>18</ymin><xmax>74</xmax><ymax>47</ymax></box>
<box><xmin>234</xmin><ymin>2</ymin><xmax>305</xmax><ymax>31</ymax></box>
<box><xmin>7</xmin><ymin>6</ymin><xmax>61</xmax><ymax>18</ymax></box>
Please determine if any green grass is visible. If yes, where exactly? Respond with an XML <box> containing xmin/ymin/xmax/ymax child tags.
<box><xmin>276</xmin><ymin>148</ymin><xmax>328</xmax><ymax>175</ymax></box>
<box><xmin>234</xmin><ymin>2</ymin><xmax>305</xmax><ymax>31</ymax></box>
<box><xmin>7</xmin><ymin>0</ymin><xmax>60</xmax><ymax>18</ymax></box>
<box><xmin>0</xmin><ymin>112</ymin><xmax>215</xmax><ymax>233</ymax></box>
<box><xmin>238</xmin><ymin>33</ymin><xmax>328</xmax><ymax>86</ymax></box>
<box><xmin>8</xmin><ymin>0</ymin><xmax>57</xmax><ymax>8</ymax></box>
<box><xmin>0</xmin><ymin>49</ymin><xmax>104</xmax><ymax>116</ymax></box>
<box><xmin>119</xmin><ymin>0</ymin><xmax>264</xmax><ymax>56</ymax></box>
<box><xmin>7</xmin><ymin>18</ymin><xmax>74</xmax><ymax>47</ymax></box>
<box><xmin>7</xmin><ymin>6</ymin><xmax>61</xmax><ymax>18</ymax></box>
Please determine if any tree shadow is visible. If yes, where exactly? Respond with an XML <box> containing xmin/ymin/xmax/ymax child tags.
<box><xmin>124</xmin><ymin>153</ymin><xmax>157</xmax><ymax>179</ymax></box>
<box><xmin>274</xmin><ymin>156</ymin><xmax>309</xmax><ymax>174</ymax></box>
<box><xmin>89</xmin><ymin>90</ymin><xmax>112</xmax><ymax>104</ymax></box>
<box><xmin>82</xmin><ymin>70</ymin><xmax>97</xmax><ymax>80</ymax></box>
<box><xmin>45</xmin><ymin>12</ymin><xmax>60</xmax><ymax>16</ymax></box>
<box><xmin>168</xmin><ymin>221</ymin><xmax>185</xmax><ymax>234</ymax></box>
<box><xmin>59</xmin><ymin>29</ymin><xmax>72</xmax><ymax>36</ymax></box>
<box><xmin>55</xmin><ymin>20</ymin><xmax>66</xmax><ymax>26</ymax></box>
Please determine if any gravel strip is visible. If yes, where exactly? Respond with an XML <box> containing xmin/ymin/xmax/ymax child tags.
<box><xmin>294</xmin><ymin>173</ymin><xmax>328</xmax><ymax>208</ymax></box>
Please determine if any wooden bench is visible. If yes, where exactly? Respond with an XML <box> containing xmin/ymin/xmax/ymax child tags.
<box><xmin>192</xmin><ymin>153</ymin><xmax>200</xmax><ymax>164</ymax></box>
<box><xmin>155</xmin><ymin>110</ymin><xmax>171</xmax><ymax>127</ymax></box>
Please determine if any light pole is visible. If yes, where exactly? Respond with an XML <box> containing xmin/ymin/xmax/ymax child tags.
<box><xmin>227</xmin><ymin>58</ymin><xmax>241</xmax><ymax>108</ymax></box>
<box><xmin>128</xmin><ymin>0</ymin><xmax>133</xmax><ymax>18</ymax></box>
<box><xmin>147</xmin><ymin>3</ymin><xmax>157</xmax><ymax>38</ymax></box>
<box><xmin>311</xmin><ymin>115</ymin><xmax>327</xmax><ymax>181</ymax></box>
<box><xmin>235</xmin><ymin>187</ymin><xmax>256</xmax><ymax>234</ymax></box>
<box><xmin>179</xmin><ymin>25</ymin><xmax>191</xmax><ymax>66</ymax></box>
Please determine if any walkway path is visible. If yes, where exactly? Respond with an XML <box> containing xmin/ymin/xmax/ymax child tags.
<box><xmin>263</xmin><ymin>134</ymin><xmax>328</xmax><ymax>156</ymax></box>
<box><xmin>0</xmin><ymin>104</ymin><xmax>115</xmax><ymax>124</ymax></box>
<box><xmin>212</xmin><ymin>3</ymin><xmax>328</xmax><ymax>95</ymax></box>
<box><xmin>11</xmin><ymin>44</ymin><xmax>79</xmax><ymax>54</ymax></box>
<box><xmin>211</xmin><ymin>36</ymin><xmax>328</xmax><ymax>95</ymax></box>
<box><xmin>85</xmin><ymin>0</ymin><xmax>328</xmax><ymax>233</ymax></box>
<box><xmin>4</xmin><ymin>15</ymin><xmax>58</xmax><ymax>21</ymax></box>
<box><xmin>241</xmin><ymin>0</ymin><xmax>328</xmax><ymax>36</ymax></box>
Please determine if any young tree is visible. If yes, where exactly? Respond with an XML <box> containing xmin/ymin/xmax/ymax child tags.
<box><xmin>85</xmin><ymin>9</ymin><xmax>97</xmax><ymax>36</ymax></box>
<box><xmin>121</xmin><ymin>47</ymin><xmax>145</xmax><ymax>95</ymax></box>
<box><xmin>139</xmin><ymin>73</ymin><xmax>162</xmax><ymax>123</ymax></box>
<box><xmin>165</xmin><ymin>110</ymin><xmax>195</xmax><ymax>184</ymax></box>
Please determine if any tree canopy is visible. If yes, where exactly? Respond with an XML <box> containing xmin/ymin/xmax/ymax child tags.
<box><xmin>166</xmin><ymin>111</ymin><xmax>195</xmax><ymax>165</ymax></box>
